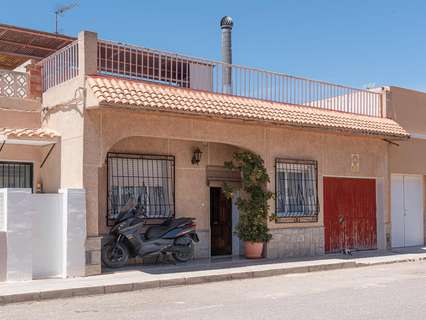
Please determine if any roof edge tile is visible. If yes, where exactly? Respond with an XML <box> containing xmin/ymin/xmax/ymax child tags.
<box><xmin>87</xmin><ymin>75</ymin><xmax>409</xmax><ymax>139</ymax></box>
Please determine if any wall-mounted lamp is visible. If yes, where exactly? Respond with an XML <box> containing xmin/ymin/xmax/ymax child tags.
<box><xmin>191</xmin><ymin>147</ymin><xmax>203</xmax><ymax>165</ymax></box>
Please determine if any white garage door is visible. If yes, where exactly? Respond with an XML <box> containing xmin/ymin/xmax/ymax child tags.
<box><xmin>391</xmin><ymin>175</ymin><xmax>424</xmax><ymax>248</ymax></box>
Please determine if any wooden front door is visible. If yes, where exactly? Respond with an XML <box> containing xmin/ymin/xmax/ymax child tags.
<box><xmin>210</xmin><ymin>187</ymin><xmax>232</xmax><ymax>256</ymax></box>
<box><xmin>324</xmin><ymin>177</ymin><xmax>377</xmax><ymax>253</ymax></box>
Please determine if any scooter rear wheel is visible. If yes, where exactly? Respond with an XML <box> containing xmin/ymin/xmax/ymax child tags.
<box><xmin>102</xmin><ymin>242</ymin><xmax>129</xmax><ymax>268</ymax></box>
<box><xmin>172</xmin><ymin>235</ymin><xmax>194</xmax><ymax>262</ymax></box>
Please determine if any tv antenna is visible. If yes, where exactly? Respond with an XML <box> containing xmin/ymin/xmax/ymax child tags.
<box><xmin>55</xmin><ymin>2</ymin><xmax>79</xmax><ymax>34</ymax></box>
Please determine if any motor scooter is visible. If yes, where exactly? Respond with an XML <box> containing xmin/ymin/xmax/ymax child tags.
<box><xmin>102</xmin><ymin>197</ymin><xmax>199</xmax><ymax>268</ymax></box>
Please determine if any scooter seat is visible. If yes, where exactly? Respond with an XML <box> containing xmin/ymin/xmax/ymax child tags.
<box><xmin>145</xmin><ymin>225</ymin><xmax>170</xmax><ymax>239</ymax></box>
<box><xmin>145</xmin><ymin>218</ymin><xmax>194</xmax><ymax>240</ymax></box>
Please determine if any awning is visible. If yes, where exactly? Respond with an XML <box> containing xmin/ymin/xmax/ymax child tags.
<box><xmin>206</xmin><ymin>166</ymin><xmax>242</xmax><ymax>187</ymax></box>
<box><xmin>0</xmin><ymin>128</ymin><xmax>59</xmax><ymax>146</ymax></box>
<box><xmin>0</xmin><ymin>23</ymin><xmax>75</xmax><ymax>69</ymax></box>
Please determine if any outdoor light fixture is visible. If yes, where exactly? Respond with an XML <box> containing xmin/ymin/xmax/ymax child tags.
<box><xmin>191</xmin><ymin>147</ymin><xmax>202</xmax><ymax>165</ymax></box>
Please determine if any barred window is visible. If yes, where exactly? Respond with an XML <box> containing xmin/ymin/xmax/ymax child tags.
<box><xmin>0</xmin><ymin>162</ymin><xmax>33</xmax><ymax>189</ymax></box>
<box><xmin>107</xmin><ymin>153</ymin><xmax>175</xmax><ymax>225</ymax></box>
<box><xmin>275</xmin><ymin>159</ymin><xmax>318</xmax><ymax>221</ymax></box>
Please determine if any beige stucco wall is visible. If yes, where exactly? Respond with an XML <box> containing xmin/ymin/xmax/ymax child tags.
<box><xmin>41</xmin><ymin>77</ymin><xmax>85</xmax><ymax>190</ymax></box>
<box><xmin>389</xmin><ymin>139</ymin><xmax>426</xmax><ymax>175</ymax></box>
<box><xmin>387</xmin><ymin>87</ymin><xmax>426</xmax><ymax>135</ymax></box>
<box><xmin>0</xmin><ymin>97</ymin><xmax>41</xmax><ymax>128</ymax></box>
<box><xmin>80</xmin><ymin>108</ymin><xmax>389</xmax><ymax>245</ymax></box>
<box><xmin>388</xmin><ymin>86</ymin><xmax>426</xmax><ymax>174</ymax></box>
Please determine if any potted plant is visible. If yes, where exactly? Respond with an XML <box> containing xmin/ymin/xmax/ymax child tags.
<box><xmin>224</xmin><ymin>151</ymin><xmax>274</xmax><ymax>259</ymax></box>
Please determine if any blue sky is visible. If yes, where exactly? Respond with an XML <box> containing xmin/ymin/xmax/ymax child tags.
<box><xmin>2</xmin><ymin>0</ymin><xmax>426</xmax><ymax>91</ymax></box>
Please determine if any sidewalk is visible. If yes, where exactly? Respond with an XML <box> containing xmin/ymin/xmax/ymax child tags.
<box><xmin>1</xmin><ymin>247</ymin><xmax>426</xmax><ymax>305</ymax></box>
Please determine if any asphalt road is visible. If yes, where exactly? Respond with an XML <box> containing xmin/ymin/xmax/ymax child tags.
<box><xmin>1</xmin><ymin>261</ymin><xmax>426</xmax><ymax>320</ymax></box>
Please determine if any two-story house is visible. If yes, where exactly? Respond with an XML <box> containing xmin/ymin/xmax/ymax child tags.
<box><xmin>0</xmin><ymin>20</ymin><xmax>414</xmax><ymax>278</ymax></box>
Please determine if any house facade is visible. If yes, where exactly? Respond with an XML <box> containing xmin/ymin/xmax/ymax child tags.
<box><xmin>385</xmin><ymin>87</ymin><xmax>426</xmax><ymax>248</ymax></box>
<box><xmin>0</xmin><ymin>22</ymin><xmax>420</xmax><ymax>278</ymax></box>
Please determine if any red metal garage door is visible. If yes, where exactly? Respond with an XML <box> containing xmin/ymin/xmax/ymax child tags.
<box><xmin>324</xmin><ymin>177</ymin><xmax>377</xmax><ymax>253</ymax></box>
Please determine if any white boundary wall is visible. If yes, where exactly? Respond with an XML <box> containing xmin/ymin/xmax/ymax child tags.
<box><xmin>0</xmin><ymin>188</ymin><xmax>86</xmax><ymax>282</ymax></box>
<box><xmin>32</xmin><ymin>193</ymin><xmax>63</xmax><ymax>279</ymax></box>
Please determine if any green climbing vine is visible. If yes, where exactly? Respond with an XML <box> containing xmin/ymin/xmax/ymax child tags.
<box><xmin>224</xmin><ymin>151</ymin><xmax>275</xmax><ymax>243</ymax></box>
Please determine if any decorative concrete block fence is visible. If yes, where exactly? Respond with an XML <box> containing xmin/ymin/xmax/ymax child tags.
<box><xmin>0</xmin><ymin>188</ymin><xmax>86</xmax><ymax>282</ymax></box>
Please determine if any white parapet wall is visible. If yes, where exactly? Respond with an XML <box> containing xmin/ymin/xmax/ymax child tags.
<box><xmin>0</xmin><ymin>188</ymin><xmax>86</xmax><ymax>282</ymax></box>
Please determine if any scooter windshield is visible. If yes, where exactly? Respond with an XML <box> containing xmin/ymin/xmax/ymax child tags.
<box><xmin>116</xmin><ymin>196</ymin><xmax>137</xmax><ymax>221</ymax></box>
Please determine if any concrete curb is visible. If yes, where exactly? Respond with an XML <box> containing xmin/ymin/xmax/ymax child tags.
<box><xmin>0</xmin><ymin>256</ymin><xmax>424</xmax><ymax>306</ymax></box>
<box><xmin>355</xmin><ymin>255</ymin><xmax>426</xmax><ymax>267</ymax></box>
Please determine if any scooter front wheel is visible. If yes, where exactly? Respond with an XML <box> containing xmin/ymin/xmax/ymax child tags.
<box><xmin>102</xmin><ymin>242</ymin><xmax>129</xmax><ymax>268</ymax></box>
<box><xmin>172</xmin><ymin>235</ymin><xmax>194</xmax><ymax>262</ymax></box>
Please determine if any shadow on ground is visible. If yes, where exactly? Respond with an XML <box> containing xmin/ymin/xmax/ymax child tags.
<box><xmin>102</xmin><ymin>246</ymin><xmax>426</xmax><ymax>275</ymax></box>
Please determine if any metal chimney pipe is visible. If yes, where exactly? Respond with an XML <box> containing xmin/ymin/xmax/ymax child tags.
<box><xmin>220</xmin><ymin>16</ymin><xmax>233</xmax><ymax>93</ymax></box>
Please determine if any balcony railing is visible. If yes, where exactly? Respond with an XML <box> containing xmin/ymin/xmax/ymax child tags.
<box><xmin>97</xmin><ymin>40</ymin><xmax>383</xmax><ymax>117</ymax></box>
<box><xmin>40</xmin><ymin>40</ymin><xmax>79</xmax><ymax>91</ymax></box>
<box><xmin>0</xmin><ymin>70</ymin><xmax>28</xmax><ymax>98</ymax></box>
<box><xmin>39</xmin><ymin>38</ymin><xmax>383</xmax><ymax>117</ymax></box>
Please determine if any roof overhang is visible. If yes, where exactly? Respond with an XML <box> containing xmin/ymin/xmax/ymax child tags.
<box><xmin>0</xmin><ymin>137</ymin><xmax>55</xmax><ymax>146</ymax></box>
<box><xmin>86</xmin><ymin>75</ymin><xmax>410</xmax><ymax>140</ymax></box>
<box><xmin>0</xmin><ymin>128</ymin><xmax>60</xmax><ymax>147</ymax></box>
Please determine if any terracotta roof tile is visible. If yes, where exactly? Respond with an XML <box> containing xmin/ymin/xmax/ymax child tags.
<box><xmin>0</xmin><ymin>128</ymin><xmax>59</xmax><ymax>140</ymax></box>
<box><xmin>87</xmin><ymin>76</ymin><xmax>409</xmax><ymax>139</ymax></box>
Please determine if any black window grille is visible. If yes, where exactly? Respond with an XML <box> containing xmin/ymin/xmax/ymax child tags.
<box><xmin>275</xmin><ymin>159</ymin><xmax>319</xmax><ymax>222</ymax></box>
<box><xmin>107</xmin><ymin>153</ymin><xmax>175</xmax><ymax>225</ymax></box>
<box><xmin>0</xmin><ymin>161</ymin><xmax>33</xmax><ymax>189</ymax></box>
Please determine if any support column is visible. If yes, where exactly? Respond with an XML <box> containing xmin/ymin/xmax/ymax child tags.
<box><xmin>78</xmin><ymin>30</ymin><xmax>98</xmax><ymax>76</ymax></box>
<box><xmin>78</xmin><ymin>30</ymin><xmax>103</xmax><ymax>276</ymax></box>
<box><xmin>25</xmin><ymin>60</ymin><xmax>42</xmax><ymax>100</ymax></box>
<box><xmin>82</xmin><ymin>111</ymin><xmax>103</xmax><ymax>275</ymax></box>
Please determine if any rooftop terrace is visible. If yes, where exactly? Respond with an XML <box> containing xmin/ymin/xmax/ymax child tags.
<box><xmin>1</xmin><ymin>30</ymin><xmax>384</xmax><ymax>118</ymax></box>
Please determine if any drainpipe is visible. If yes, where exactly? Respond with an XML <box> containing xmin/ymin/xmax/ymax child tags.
<box><xmin>220</xmin><ymin>16</ymin><xmax>233</xmax><ymax>94</ymax></box>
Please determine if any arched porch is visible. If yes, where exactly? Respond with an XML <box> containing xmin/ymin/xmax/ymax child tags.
<box><xmin>97</xmin><ymin>135</ymin><xmax>247</xmax><ymax>259</ymax></box>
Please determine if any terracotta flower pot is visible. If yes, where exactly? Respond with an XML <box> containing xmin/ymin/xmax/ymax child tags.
<box><xmin>244</xmin><ymin>241</ymin><xmax>264</xmax><ymax>259</ymax></box>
